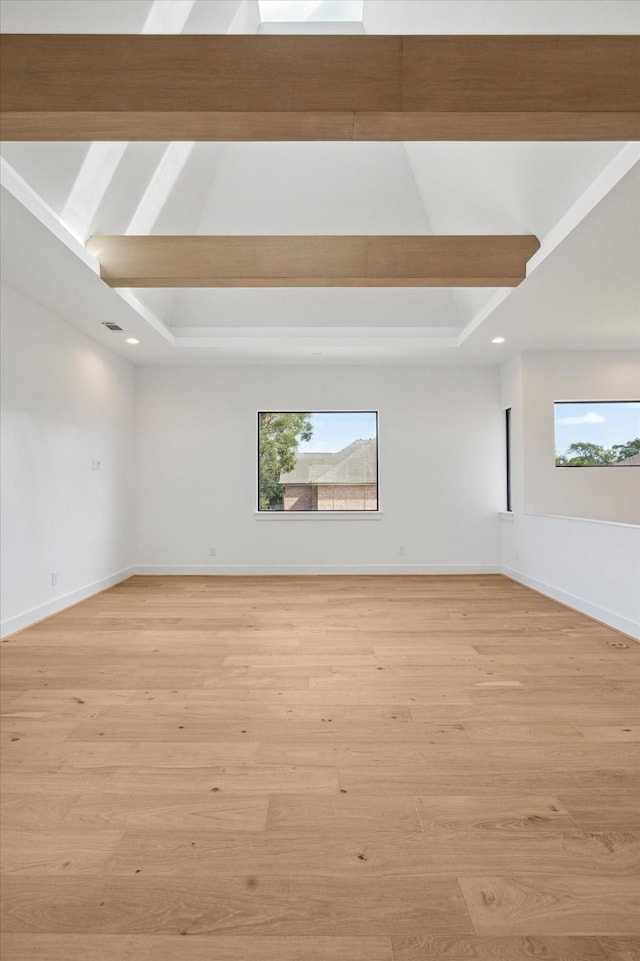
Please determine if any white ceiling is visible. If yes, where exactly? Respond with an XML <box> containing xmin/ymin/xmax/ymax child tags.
<box><xmin>1</xmin><ymin>0</ymin><xmax>639</xmax><ymax>365</ymax></box>
<box><xmin>2</xmin><ymin>0</ymin><xmax>639</xmax><ymax>33</ymax></box>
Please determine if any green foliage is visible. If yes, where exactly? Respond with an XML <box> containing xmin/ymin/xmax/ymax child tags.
<box><xmin>555</xmin><ymin>437</ymin><xmax>640</xmax><ymax>467</ymax></box>
<box><xmin>555</xmin><ymin>442</ymin><xmax>615</xmax><ymax>467</ymax></box>
<box><xmin>258</xmin><ymin>412</ymin><xmax>313</xmax><ymax>510</ymax></box>
<box><xmin>611</xmin><ymin>437</ymin><xmax>640</xmax><ymax>462</ymax></box>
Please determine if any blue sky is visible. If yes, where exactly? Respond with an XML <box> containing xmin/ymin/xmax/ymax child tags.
<box><xmin>554</xmin><ymin>401</ymin><xmax>640</xmax><ymax>454</ymax></box>
<box><xmin>297</xmin><ymin>411</ymin><xmax>377</xmax><ymax>453</ymax></box>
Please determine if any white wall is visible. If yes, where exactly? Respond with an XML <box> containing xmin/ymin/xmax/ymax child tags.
<box><xmin>501</xmin><ymin>350</ymin><xmax>640</xmax><ymax>639</ymax></box>
<box><xmin>0</xmin><ymin>283</ymin><xmax>136</xmax><ymax>636</ymax></box>
<box><xmin>134</xmin><ymin>364</ymin><xmax>502</xmax><ymax>573</ymax></box>
<box><xmin>502</xmin><ymin>512</ymin><xmax>640</xmax><ymax>639</ymax></box>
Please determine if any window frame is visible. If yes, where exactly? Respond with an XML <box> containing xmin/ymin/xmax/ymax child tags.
<box><xmin>505</xmin><ymin>407</ymin><xmax>513</xmax><ymax>511</ymax></box>
<box><xmin>256</xmin><ymin>409</ymin><xmax>381</xmax><ymax>515</ymax></box>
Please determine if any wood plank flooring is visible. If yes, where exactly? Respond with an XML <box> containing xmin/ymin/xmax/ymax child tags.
<box><xmin>1</xmin><ymin>574</ymin><xmax>639</xmax><ymax>961</ymax></box>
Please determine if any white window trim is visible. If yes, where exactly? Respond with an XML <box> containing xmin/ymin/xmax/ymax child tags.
<box><xmin>255</xmin><ymin>510</ymin><xmax>383</xmax><ymax>521</ymax></box>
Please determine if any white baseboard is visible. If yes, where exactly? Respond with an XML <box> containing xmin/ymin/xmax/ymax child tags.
<box><xmin>503</xmin><ymin>566</ymin><xmax>640</xmax><ymax>641</ymax></box>
<box><xmin>0</xmin><ymin>567</ymin><xmax>135</xmax><ymax>638</ymax></box>
<box><xmin>135</xmin><ymin>564</ymin><xmax>501</xmax><ymax>576</ymax></box>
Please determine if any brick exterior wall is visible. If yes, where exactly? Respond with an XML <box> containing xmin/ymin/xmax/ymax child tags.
<box><xmin>284</xmin><ymin>484</ymin><xmax>377</xmax><ymax>511</ymax></box>
<box><xmin>283</xmin><ymin>484</ymin><xmax>313</xmax><ymax>511</ymax></box>
<box><xmin>316</xmin><ymin>484</ymin><xmax>377</xmax><ymax>511</ymax></box>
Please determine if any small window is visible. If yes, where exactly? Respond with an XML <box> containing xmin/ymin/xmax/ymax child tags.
<box><xmin>505</xmin><ymin>408</ymin><xmax>512</xmax><ymax>511</ymax></box>
<box><xmin>258</xmin><ymin>411</ymin><xmax>378</xmax><ymax>512</ymax></box>
<box><xmin>554</xmin><ymin>401</ymin><xmax>640</xmax><ymax>467</ymax></box>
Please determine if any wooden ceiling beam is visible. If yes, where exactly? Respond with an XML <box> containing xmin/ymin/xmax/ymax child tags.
<box><xmin>1</xmin><ymin>35</ymin><xmax>639</xmax><ymax>141</ymax></box>
<box><xmin>85</xmin><ymin>235</ymin><xmax>541</xmax><ymax>288</ymax></box>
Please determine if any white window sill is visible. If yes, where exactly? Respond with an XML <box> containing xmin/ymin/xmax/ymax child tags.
<box><xmin>499</xmin><ymin>511</ymin><xmax>514</xmax><ymax>521</ymax></box>
<box><xmin>255</xmin><ymin>511</ymin><xmax>384</xmax><ymax>521</ymax></box>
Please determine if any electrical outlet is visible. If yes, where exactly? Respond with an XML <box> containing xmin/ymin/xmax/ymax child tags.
<box><xmin>398</xmin><ymin>545</ymin><xmax>406</xmax><ymax>557</ymax></box>
<box><xmin>51</xmin><ymin>572</ymin><xmax>58</xmax><ymax>586</ymax></box>
<box><xmin>209</xmin><ymin>546</ymin><xmax>217</xmax><ymax>557</ymax></box>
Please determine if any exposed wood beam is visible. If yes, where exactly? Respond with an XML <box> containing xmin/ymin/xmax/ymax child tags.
<box><xmin>85</xmin><ymin>235</ymin><xmax>541</xmax><ymax>287</ymax></box>
<box><xmin>1</xmin><ymin>35</ymin><xmax>639</xmax><ymax>141</ymax></box>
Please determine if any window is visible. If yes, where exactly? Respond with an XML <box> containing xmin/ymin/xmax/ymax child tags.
<box><xmin>258</xmin><ymin>411</ymin><xmax>378</xmax><ymax>512</ymax></box>
<box><xmin>505</xmin><ymin>408</ymin><xmax>512</xmax><ymax>511</ymax></box>
<box><xmin>554</xmin><ymin>401</ymin><xmax>640</xmax><ymax>467</ymax></box>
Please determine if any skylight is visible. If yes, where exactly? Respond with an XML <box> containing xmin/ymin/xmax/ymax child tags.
<box><xmin>258</xmin><ymin>1</ymin><xmax>363</xmax><ymax>23</ymax></box>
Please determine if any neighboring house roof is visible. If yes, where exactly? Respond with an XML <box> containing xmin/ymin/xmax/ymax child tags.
<box><xmin>280</xmin><ymin>439</ymin><xmax>377</xmax><ymax>485</ymax></box>
<box><xmin>280</xmin><ymin>453</ymin><xmax>338</xmax><ymax>483</ymax></box>
<box><xmin>614</xmin><ymin>452</ymin><xmax>640</xmax><ymax>466</ymax></box>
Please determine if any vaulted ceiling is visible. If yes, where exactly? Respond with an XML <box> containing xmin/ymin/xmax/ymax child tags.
<box><xmin>1</xmin><ymin>0</ymin><xmax>639</xmax><ymax>364</ymax></box>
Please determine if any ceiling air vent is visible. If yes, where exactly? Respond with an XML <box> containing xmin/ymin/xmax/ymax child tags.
<box><xmin>101</xmin><ymin>322</ymin><xmax>123</xmax><ymax>332</ymax></box>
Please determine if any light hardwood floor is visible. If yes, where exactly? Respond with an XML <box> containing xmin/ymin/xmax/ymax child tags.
<box><xmin>1</xmin><ymin>574</ymin><xmax>639</xmax><ymax>961</ymax></box>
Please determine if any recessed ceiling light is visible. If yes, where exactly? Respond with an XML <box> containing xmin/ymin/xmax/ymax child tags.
<box><xmin>492</xmin><ymin>337</ymin><xmax>505</xmax><ymax>344</ymax></box>
<box><xmin>126</xmin><ymin>337</ymin><xmax>139</xmax><ymax>345</ymax></box>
